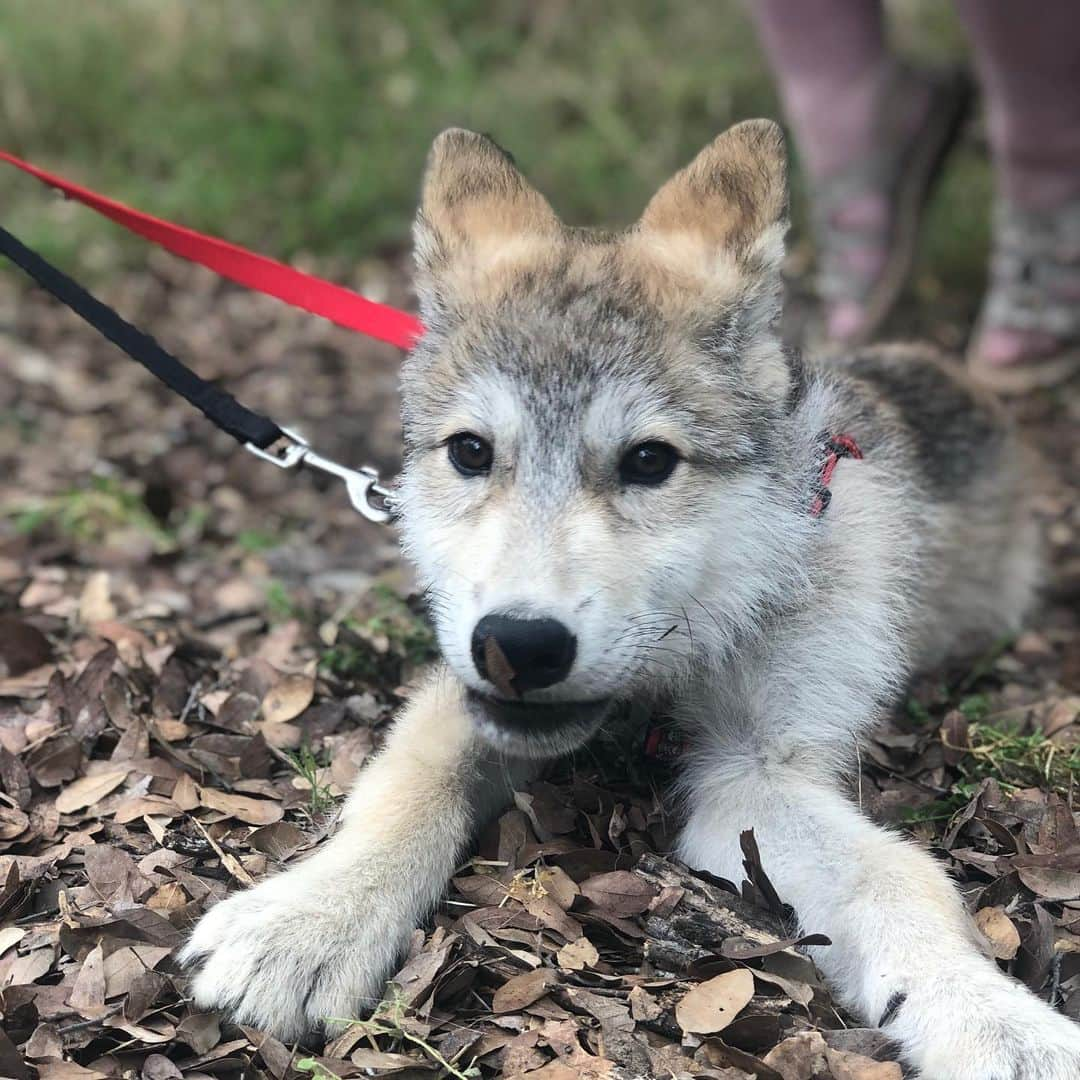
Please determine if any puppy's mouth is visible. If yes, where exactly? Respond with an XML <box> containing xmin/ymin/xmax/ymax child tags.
<box><xmin>465</xmin><ymin>689</ymin><xmax>611</xmax><ymax>753</ymax></box>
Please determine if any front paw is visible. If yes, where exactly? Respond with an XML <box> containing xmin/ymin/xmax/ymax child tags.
<box><xmin>893</xmin><ymin>972</ymin><xmax>1080</xmax><ymax>1080</ymax></box>
<box><xmin>179</xmin><ymin>870</ymin><xmax>404</xmax><ymax>1041</ymax></box>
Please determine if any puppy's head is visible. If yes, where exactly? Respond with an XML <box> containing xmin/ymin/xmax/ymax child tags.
<box><xmin>398</xmin><ymin>122</ymin><xmax>801</xmax><ymax>758</ymax></box>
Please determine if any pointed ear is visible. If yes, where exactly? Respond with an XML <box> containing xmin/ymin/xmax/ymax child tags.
<box><xmin>637</xmin><ymin>119</ymin><xmax>788</xmax><ymax>273</ymax></box>
<box><xmin>413</xmin><ymin>129</ymin><xmax>560</xmax><ymax>320</ymax></box>
<box><xmin>630</xmin><ymin>121</ymin><xmax>791</xmax><ymax>404</ymax></box>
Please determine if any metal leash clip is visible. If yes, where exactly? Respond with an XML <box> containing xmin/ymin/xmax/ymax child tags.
<box><xmin>245</xmin><ymin>426</ymin><xmax>394</xmax><ymax>524</ymax></box>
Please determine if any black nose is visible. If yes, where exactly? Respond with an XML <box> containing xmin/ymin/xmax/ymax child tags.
<box><xmin>471</xmin><ymin>615</ymin><xmax>576</xmax><ymax>694</ymax></box>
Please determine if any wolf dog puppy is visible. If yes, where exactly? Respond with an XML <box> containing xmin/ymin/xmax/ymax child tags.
<box><xmin>182</xmin><ymin>122</ymin><xmax>1080</xmax><ymax>1078</ymax></box>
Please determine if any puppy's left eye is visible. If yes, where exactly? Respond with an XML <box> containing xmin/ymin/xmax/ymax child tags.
<box><xmin>448</xmin><ymin>432</ymin><xmax>494</xmax><ymax>476</ymax></box>
<box><xmin>619</xmin><ymin>441</ymin><xmax>680</xmax><ymax>485</ymax></box>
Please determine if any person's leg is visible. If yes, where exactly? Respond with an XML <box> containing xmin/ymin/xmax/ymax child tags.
<box><xmin>957</xmin><ymin>0</ymin><xmax>1080</xmax><ymax>212</ymax></box>
<box><xmin>750</xmin><ymin>0</ymin><xmax>889</xmax><ymax>183</ymax></box>
<box><xmin>957</xmin><ymin>1</ymin><xmax>1080</xmax><ymax>385</ymax></box>
<box><xmin>748</xmin><ymin>2</ymin><xmax>966</xmax><ymax>346</ymax></box>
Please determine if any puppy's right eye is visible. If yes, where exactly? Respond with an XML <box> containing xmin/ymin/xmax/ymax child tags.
<box><xmin>619</xmin><ymin>440</ymin><xmax>679</xmax><ymax>485</ymax></box>
<box><xmin>448</xmin><ymin>432</ymin><xmax>493</xmax><ymax>476</ymax></box>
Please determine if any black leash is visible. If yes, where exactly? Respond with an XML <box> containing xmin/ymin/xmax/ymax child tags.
<box><xmin>0</xmin><ymin>225</ymin><xmax>394</xmax><ymax>522</ymax></box>
<box><xmin>0</xmin><ymin>224</ymin><xmax>282</xmax><ymax>449</ymax></box>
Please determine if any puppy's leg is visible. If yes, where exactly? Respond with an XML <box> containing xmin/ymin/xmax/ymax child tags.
<box><xmin>181</xmin><ymin>668</ymin><xmax>525</xmax><ymax>1039</ymax></box>
<box><xmin>679</xmin><ymin>763</ymin><xmax>1080</xmax><ymax>1080</ymax></box>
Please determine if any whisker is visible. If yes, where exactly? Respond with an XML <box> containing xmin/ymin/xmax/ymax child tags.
<box><xmin>681</xmin><ymin>603</ymin><xmax>696</xmax><ymax>664</ymax></box>
<box><xmin>627</xmin><ymin>643</ymin><xmax>686</xmax><ymax>661</ymax></box>
<box><xmin>687</xmin><ymin>592</ymin><xmax>725</xmax><ymax>635</ymax></box>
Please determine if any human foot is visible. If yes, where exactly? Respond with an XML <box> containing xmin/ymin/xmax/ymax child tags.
<box><xmin>968</xmin><ymin>198</ymin><xmax>1080</xmax><ymax>393</ymax></box>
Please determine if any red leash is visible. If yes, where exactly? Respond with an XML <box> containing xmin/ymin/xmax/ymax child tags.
<box><xmin>0</xmin><ymin>150</ymin><xmax>424</xmax><ymax>351</ymax></box>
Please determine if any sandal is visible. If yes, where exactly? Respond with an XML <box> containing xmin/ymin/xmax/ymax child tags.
<box><xmin>814</xmin><ymin>64</ymin><xmax>973</xmax><ymax>348</ymax></box>
<box><xmin>967</xmin><ymin>198</ymin><xmax>1080</xmax><ymax>394</ymax></box>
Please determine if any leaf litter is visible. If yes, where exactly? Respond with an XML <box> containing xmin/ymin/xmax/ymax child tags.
<box><xmin>2</xmin><ymin>255</ymin><xmax>1080</xmax><ymax>1077</ymax></box>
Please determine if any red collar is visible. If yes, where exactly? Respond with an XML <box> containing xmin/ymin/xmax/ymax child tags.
<box><xmin>809</xmin><ymin>433</ymin><xmax>863</xmax><ymax>517</ymax></box>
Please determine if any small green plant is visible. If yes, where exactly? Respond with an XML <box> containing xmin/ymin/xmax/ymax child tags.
<box><xmin>905</xmin><ymin>698</ymin><xmax>935</xmax><ymax>727</ymax></box>
<box><xmin>265</xmin><ymin>580</ymin><xmax>302</xmax><ymax>622</ymax></box>
<box><xmin>295</xmin><ymin>1061</ymin><xmax>342</xmax><ymax>1080</ymax></box>
<box><xmin>957</xmin><ymin>722</ymin><xmax>1080</xmax><ymax>793</ymax></box>
<box><xmin>320</xmin><ymin>640</ymin><xmax>378</xmax><ymax>680</ymax></box>
<box><xmin>284</xmin><ymin>743</ymin><xmax>336</xmax><ymax>817</ymax></box>
<box><xmin>900</xmin><ymin>792</ymin><xmax>970</xmax><ymax>825</ymax></box>
<box><xmin>957</xmin><ymin>693</ymin><xmax>992</xmax><ymax>722</ymax></box>
<box><xmin>320</xmin><ymin>586</ymin><xmax>437</xmax><ymax>681</ymax></box>
<box><xmin>5</xmin><ymin>475</ymin><xmax>176</xmax><ymax>551</ymax></box>
<box><xmin>903</xmin><ymin>708</ymin><xmax>1080</xmax><ymax>824</ymax></box>
<box><xmin>236</xmin><ymin>528</ymin><xmax>280</xmax><ymax>553</ymax></box>
<box><xmin>362</xmin><ymin>585</ymin><xmax>437</xmax><ymax>666</ymax></box>
<box><xmin>326</xmin><ymin>989</ymin><xmax>481</xmax><ymax>1080</ymax></box>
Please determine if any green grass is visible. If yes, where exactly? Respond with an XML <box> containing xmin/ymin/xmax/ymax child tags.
<box><xmin>3</xmin><ymin>474</ymin><xmax>177</xmax><ymax>551</ymax></box>
<box><xmin>898</xmin><ymin>636</ymin><xmax>1076</xmax><ymax>824</ymax></box>
<box><xmin>323</xmin><ymin>990</ymin><xmax>481</xmax><ymax>1079</ymax></box>
<box><xmin>284</xmin><ymin>743</ymin><xmax>337</xmax><ymax>817</ymax></box>
<box><xmin>901</xmin><ymin>685</ymin><xmax>1080</xmax><ymax>826</ymax></box>
<box><xmin>0</xmin><ymin>0</ymin><xmax>987</xmax><ymax>295</ymax></box>
<box><xmin>0</xmin><ymin>1</ymin><xmax>770</xmax><ymax>268</ymax></box>
<box><xmin>265</xmin><ymin>580</ymin><xmax>303</xmax><ymax>623</ymax></box>
<box><xmin>956</xmin><ymin>722</ymin><xmax>1080</xmax><ymax>794</ymax></box>
<box><xmin>905</xmin><ymin>721</ymin><xmax>1080</xmax><ymax>826</ymax></box>
<box><xmin>235</xmin><ymin>528</ymin><xmax>282</xmax><ymax>554</ymax></box>
<box><xmin>320</xmin><ymin>585</ymin><xmax>436</xmax><ymax>679</ymax></box>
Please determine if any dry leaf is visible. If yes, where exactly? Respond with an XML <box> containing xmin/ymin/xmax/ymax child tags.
<box><xmin>1016</xmin><ymin>865</ymin><xmax>1080</xmax><ymax>900</ymax></box>
<box><xmin>826</xmin><ymin>1047</ymin><xmax>903</xmax><ymax>1079</ymax></box>
<box><xmin>248</xmin><ymin>820</ymin><xmax>306</xmax><ymax>861</ymax></box>
<box><xmin>350</xmin><ymin>1049</ymin><xmax>433</xmax><ymax>1070</ymax></box>
<box><xmin>537</xmin><ymin>865</ymin><xmax>580</xmax><ymax>909</ymax></box>
<box><xmin>85</xmin><ymin>844</ymin><xmax>148</xmax><ymax>904</ymax></box>
<box><xmin>0</xmin><ymin>806</ymin><xmax>29</xmax><ymax>840</ymax></box>
<box><xmin>675</xmin><ymin>968</ymin><xmax>754</xmax><ymax>1034</ymax></box>
<box><xmin>628</xmin><ymin>985</ymin><xmax>663</xmax><ymax>1022</ymax></box>
<box><xmin>763</xmin><ymin>1030</ymin><xmax>829</xmax><ymax>1079</ymax></box>
<box><xmin>54</xmin><ymin>770</ymin><xmax>127</xmax><ymax>814</ymax></box>
<box><xmin>140</xmin><ymin>1054</ymin><xmax>183</xmax><ymax>1080</ymax></box>
<box><xmin>557</xmin><ymin>936</ymin><xmax>599</xmax><ymax>971</ymax></box>
<box><xmin>6</xmin><ymin>948</ymin><xmax>54</xmax><ymax>987</ymax></box>
<box><xmin>36</xmin><ymin>1062</ymin><xmax>108</xmax><ymax>1080</ymax></box>
<box><xmin>103</xmin><ymin>945</ymin><xmax>172</xmax><ymax>998</ymax></box>
<box><xmin>261</xmin><ymin>674</ymin><xmax>315</xmax><ymax>724</ymax></box>
<box><xmin>67</xmin><ymin>943</ymin><xmax>107</xmax><ymax>1017</ymax></box>
<box><xmin>258</xmin><ymin>719</ymin><xmax>302</xmax><ymax>749</ymax></box>
<box><xmin>197</xmin><ymin>786</ymin><xmax>283</xmax><ymax>825</ymax></box>
<box><xmin>974</xmin><ymin>905</ymin><xmax>1021</xmax><ymax>960</ymax></box>
<box><xmin>751</xmin><ymin>966</ymin><xmax>815</xmax><ymax>1008</ymax></box>
<box><xmin>113</xmin><ymin>796</ymin><xmax>180</xmax><ymax>824</ymax></box>
<box><xmin>171</xmin><ymin>772</ymin><xmax>200</xmax><ymax>811</ymax></box>
<box><xmin>492</xmin><ymin>968</ymin><xmax>559</xmax><ymax>1013</ymax></box>
<box><xmin>524</xmin><ymin>895</ymin><xmax>584</xmax><ymax>942</ymax></box>
<box><xmin>79</xmin><ymin>572</ymin><xmax>116</xmax><ymax>624</ymax></box>
<box><xmin>147</xmin><ymin>882</ymin><xmax>188</xmax><ymax>913</ymax></box>
<box><xmin>0</xmin><ymin>927</ymin><xmax>26</xmax><ymax>956</ymax></box>
<box><xmin>579</xmin><ymin>871</ymin><xmax>657</xmax><ymax>917</ymax></box>
<box><xmin>174</xmin><ymin>1011</ymin><xmax>221</xmax><ymax>1055</ymax></box>
<box><xmin>0</xmin><ymin>616</ymin><xmax>53</xmax><ymax>677</ymax></box>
